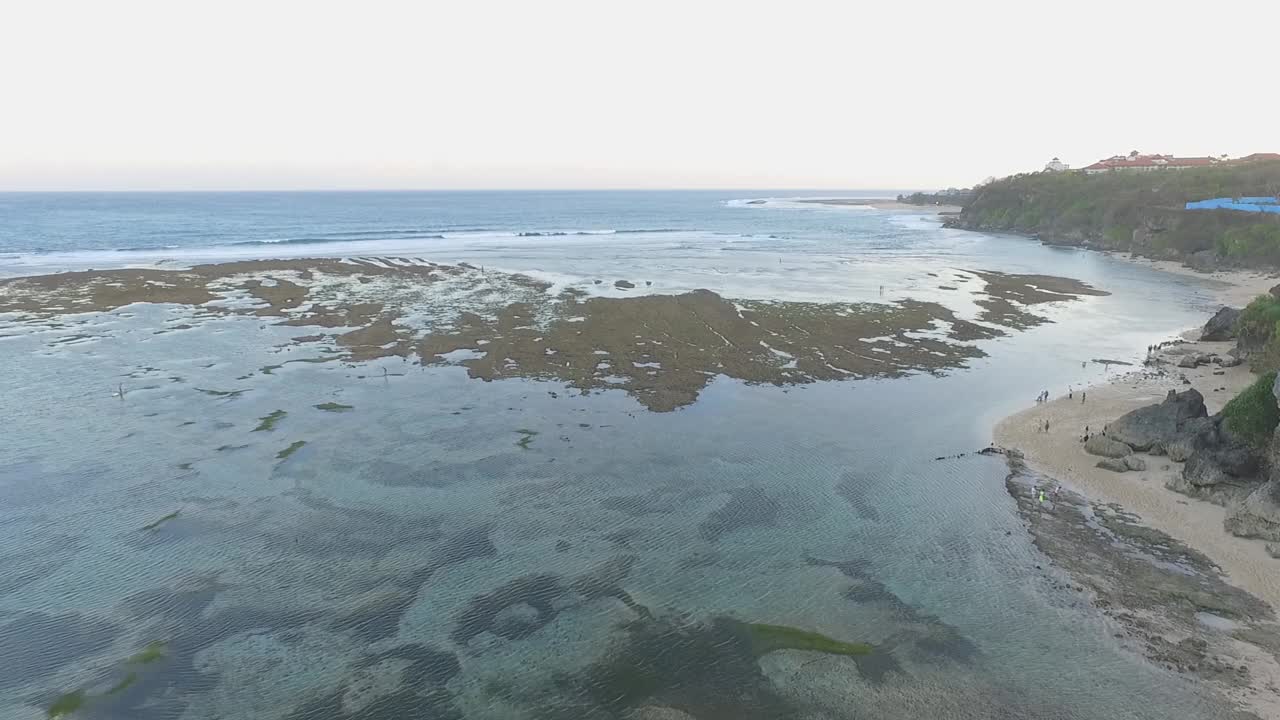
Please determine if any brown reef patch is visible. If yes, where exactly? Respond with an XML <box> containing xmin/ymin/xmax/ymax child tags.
<box><xmin>966</xmin><ymin>270</ymin><xmax>1109</xmax><ymax>330</ymax></box>
<box><xmin>1</xmin><ymin>259</ymin><xmax>1106</xmax><ymax>411</ymax></box>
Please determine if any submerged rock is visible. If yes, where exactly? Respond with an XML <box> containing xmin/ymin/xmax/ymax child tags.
<box><xmin>490</xmin><ymin>602</ymin><xmax>543</xmax><ymax>638</ymax></box>
<box><xmin>1201</xmin><ymin>307</ymin><xmax>1241</xmax><ymax>342</ymax></box>
<box><xmin>1108</xmin><ymin>389</ymin><xmax>1207</xmax><ymax>452</ymax></box>
<box><xmin>627</xmin><ymin>708</ymin><xmax>698</xmax><ymax>720</ymax></box>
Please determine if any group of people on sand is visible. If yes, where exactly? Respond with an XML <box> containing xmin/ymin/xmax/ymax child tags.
<box><xmin>1080</xmin><ymin>423</ymin><xmax>1109</xmax><ymax>444</ymax></box>
<box><xmin>1036</xmin><ymin>388</ymin><xmax>1087</xmax><ymax>406</ymax></box>
<box><xmin>1032</xmin><ymin>483</ymin><xmax>1062</xmax><ymax>504</ymax></box>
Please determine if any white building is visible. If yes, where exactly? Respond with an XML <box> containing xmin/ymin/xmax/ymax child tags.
<box><xmin>1043</xmin><ymin>157</ymin><xmax>1069</xmax><ymax>172</ymax></box>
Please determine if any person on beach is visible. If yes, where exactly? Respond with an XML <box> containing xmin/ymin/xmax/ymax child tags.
<box><xmin>1081</xmin><ymin>391</ymin><xmax>1086</xmax><ymax>404</ymax></box>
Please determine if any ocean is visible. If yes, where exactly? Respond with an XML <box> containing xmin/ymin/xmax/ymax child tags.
<box><xmin>0</xmin><ymin>191</ymin><xmax>1240</xmax><ymax>718</ymax></box>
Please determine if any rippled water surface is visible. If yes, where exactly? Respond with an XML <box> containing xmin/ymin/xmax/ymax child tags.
<box><xmin>0</xmin><ymin>192</ymin><xmax>1243</xmax><ymax>718</ymax></box>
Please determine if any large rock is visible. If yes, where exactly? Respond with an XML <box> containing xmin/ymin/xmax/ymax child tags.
<box><xmin>1201</xmin><ymin>306</ymin><xmax>1241</xmax><ymax>341</ymax></box>
<box><xmin>1124</xmin><ymin>455</ymin><xmax>1147</xmax><ymax>472</ymax></box>
<box><xmin>1097</xmin><ymin>457</ymin><xmax>1132</xmax><ymax>473</ymax></box>
<box><xmin>1107</xmin><ymin>389</ymin><xmax>1208</xmax><ymax>452</ymax></box>
<box><xmin>1169</xmin><ymin>444</ymin><xmax>1263</xmax><ymax>505</ymax></box>
<box><xmin>1177</xmin><ymin>354</ymin><xmax>1200</xmax><ymax>369</ymax></box>
<box><xmin>1165</xmin><ymin>416</ymin><xmax>1218</xmax><ymax>462</ymax></box>
<box><xmin>1183</xmin><ymin>451</ymin><xmax>1232</xmax><ymax>489</ymax></box>
<box><xmin>1085</xmin><ymin>435</ymin><xmax>1133</xmax><ymax>459</ymax></box>
<box><xmin>1187</xmin><ymin>250</ymin><xmax>1221</xmax><ymax>273</ymax></box>
<box><xmin>1224</xmin><ymin>480</ymin><xmax>1280</xmax><ymax>541</ymax></box>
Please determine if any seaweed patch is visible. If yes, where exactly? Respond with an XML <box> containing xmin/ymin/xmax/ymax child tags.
<box><xmin>276</xmin><ymin>440</ymin><xmax>307</xmax><ymax>460</ymax></box>
<box><xmin>314</xmin><ymin>402</ymin><xmax>353</xmax><ymax>412</ymax></box>
<box><xmin>140</xmin><ymin>511</ymin><xmax>180</xmax><ymax>532</ymax></box>
<box><xmin>252</xmin><ymin>410</ymin><xmax>288</xmax><ymax>432</ymax></box>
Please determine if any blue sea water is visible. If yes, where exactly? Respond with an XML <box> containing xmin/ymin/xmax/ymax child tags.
<box><xmin>0</xmin><ymin>191</ymin><xmax>1245</xmax><ymax>718</ymax></box>
<box><xmin>0</xmin><ymin>190</ymin><xmax>906</xmax><ymax>256</ymax></box>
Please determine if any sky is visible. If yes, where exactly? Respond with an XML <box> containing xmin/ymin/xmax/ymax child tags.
<box><xmin>2</xmin><ymin>0</ymin><xmax>1275</xmax><ymax>192</ymax></box>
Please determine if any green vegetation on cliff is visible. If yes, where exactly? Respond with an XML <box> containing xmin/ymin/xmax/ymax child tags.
<box><xmin>951</xmin><ymin>160</ymin><xmax>1280</xmax><ymax>265</ymax></box>
<box><xmin>1221</xmin><ymin>371</ymin><xmax>1279</xmax><ymax>448</ymax></box>
<box><xmin>1238</xmin><ymin>296</ymin><xmax>1280</xmax><ymax>345</ymax></box>
<box><xmin>1237</xmin><ymin>295</ymin><xmax>1280</xmax><ymax>372</ymax></box>
<box><xmin>898</xmin><ymin>189</ymin><xmax>973</xmax><ymax>206</ymax></box>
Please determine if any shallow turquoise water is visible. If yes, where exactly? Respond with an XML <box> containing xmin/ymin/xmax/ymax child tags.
<box><xmin>0</xmin><ymin>194</ymin><xmax>1244</xmax><ymax>718</ymax></box>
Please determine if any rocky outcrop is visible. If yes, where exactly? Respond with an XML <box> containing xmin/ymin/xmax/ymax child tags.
<box><xmin>1107</xmin><ymin>389</ymin><xmax>1207</xmax><ymax>452</ymax></box>
<box><xmin>1201</xmin><ymin>307</ymin><xmax>1241</xmax><ymax>342</ymax></box>
<box><xmin>1224</xmin><ymin>480</ymin><xmax>1280</xmax><ymax>541</ymax></box>
<box><xmin>1186</xmin><ymin>250</ymin><xmax>1222</xmax><ymax>273</ymax></box>
<box><xmin>1098</xmin><ymin>455</ymin><xmax>1147</xmax><ymax>473</ymax></box>
<box><xmin>1084</xmin><ymin>435</ymin><xmax>1132</xmax><ymax>459</ymax></box>
<box><xmin>1164</xmin><ymin>415</ymin><xmax>1264</xmax><ymax>505</ymax></box>
<box><xmin>1235</xmin><ymin>380</ymin><xmax>1280</xmax><ymax>539</ymax></box>
<box><xmin>1164</xmin><ymin>416</ymin><xmax>1218</xmax><ymax>462</ymax></box>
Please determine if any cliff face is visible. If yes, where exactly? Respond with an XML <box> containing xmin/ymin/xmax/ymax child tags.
<box><xmin>943</xmin><ymin>160</ymin><xmax>1280</xmax><ymax>270</ymax></box>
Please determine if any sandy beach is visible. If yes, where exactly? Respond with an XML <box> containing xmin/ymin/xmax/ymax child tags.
<box><xmin>1111</xmin><ymin>255</ymin><xmax>1278</xmax><ymax>307</ymax></box>
<box><xmin>995</xmin><ymin>267</ymin><xmax>1278</xmax><ymax>607</ymax></box>
<box><xmin>994</xmin><ymin>266</ymin><xmax>1280</xmax><ymax>715</ymax></box>
<box><xmin>996</xmin><ymin>339</ymin><xmax>1280</xmax><ymax>603</ymax></box>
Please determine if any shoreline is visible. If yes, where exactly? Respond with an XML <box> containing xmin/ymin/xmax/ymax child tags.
<box><xmin>993</xmin><ymin>266</ymin><xmax>1277</xmax><ymax>606</ymax></box>
<box><xmin>991</xmin><ymin>265</ymin><xmax>1280</xmax><ymax>715</ymax></box>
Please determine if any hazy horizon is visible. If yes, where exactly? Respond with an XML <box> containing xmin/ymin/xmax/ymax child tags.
<box><xmin>3</xmin><ymin>0</ymin><xmax>1274</xmax><ymax>192</ymax></box>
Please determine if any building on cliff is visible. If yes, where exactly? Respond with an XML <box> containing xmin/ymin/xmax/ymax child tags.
<box><xmin>1043</xmin><ymin>157</ymin><xmax>1069</xmax><ymax>172</ymax></box>
<box><xmin>1083</xmin><ymin>151</ymin><xmax>1221</xmax><ymax>174</ymax></box>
